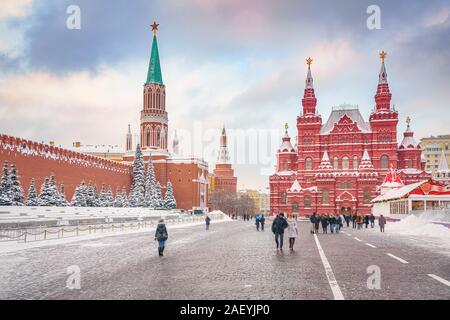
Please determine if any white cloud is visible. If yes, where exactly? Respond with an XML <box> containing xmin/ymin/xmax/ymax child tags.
<box><xmin>0</xmin><ymin>0</ymin><xmax>34</xmax><ymax>20</ymax></box>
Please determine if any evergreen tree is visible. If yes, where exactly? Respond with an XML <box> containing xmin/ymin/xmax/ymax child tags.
<box><xmin>26</xmin><ymin>179</ymin><xmax>39</xmax><ymax>206</ymax></box>
<box><xmin>98</xmin><ymin>184</ymin><xmax>107</xmax><ymax>207</ymax></box>
<box><xmin>71</xmin><ymin>181</ymin><xmax>87</xmax><ymax>207</ymax></box>
<box><xmin>86</xmin><ymin>183</ymin><xmax>96</xmax><ymax>207</ymax></box>
<box><xmin>163</xmin><ymin>181</ymin><xmax>177</xmax><ymax>209</ymax></box>
<box><xmin>48</xmin><ymin>175</ymin><xmax>60</xmax><ymax>206</ymax></box>
<box><xmin>105</xmin><ymin>186</ymin><xmax>114</xmax><ymax>207</ymax></box>
<box><xmin>130</xmin><ymin>144</ymin><xmax>145</xmax><ymax>206</ymax></box>
<box><xmin>59</xmin><ymin>183</ymin><xmax>69</xmax><ymax>206</ymax></box>
<box><xmin>144</xmin><ymin>155</ymin><xmax>157</xmax><ymax>208</ymax></box>
<box><xmin>93</xmin><ymin>185</ymin><xmax>100</xmax><ymax>207</ymax></box>
<box><xmin>121</xmin><ymin>187</ymin><xmax>130</xmax><ymax>207</ymax></box>
<box><xmin>113</xmin><ymin>187</ymin><xmax>123</xmax><ymax>207</ymax></box>
<box><xmin>9</xmin><ymin>163</ymin><xmax>24</xmax><ymax>205</ymax></box>
<box><xmin>38</xmin><ymin>177</ymin><xmax>53</xmax><ymax>206</ymax></box>
<box><xmin>154</xmin><ymin>181</ymin><xmax>164</xmax><ymax>209</ymax></box>
<box><xmin>0</xmin><ymin>161</ymin><xmax>12</xmax><ymax>206</ymax></box>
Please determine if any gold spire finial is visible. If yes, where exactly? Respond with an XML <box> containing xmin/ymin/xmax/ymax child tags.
<box><xmin>379</xmin><ymin>50</ymin><xmax>387</xmax><ymax>62</ymax></box>
<box><xmin>285</xmin><ymin>123</ymin><xmax>289</xmax><ymax>130</ymax></box>
<box><xmin>151</xmin><ymin>21</ymin><xmax>159</xmax><ymax>36</ymax></box>
<box><xmin>306</xmin><ymin>57</ymin><xmax>313</xmax><ymax>66</ymax></box>
<box><xmin>406</xmin><ymin>116</ymin><xmax>411</xmax><ymax>125</ymax></box>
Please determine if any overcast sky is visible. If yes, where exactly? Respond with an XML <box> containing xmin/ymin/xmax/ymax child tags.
<box><xmin>1</xmin><ymin>0</ymin><xmax>449</xmax><ymax>190</ymax></box>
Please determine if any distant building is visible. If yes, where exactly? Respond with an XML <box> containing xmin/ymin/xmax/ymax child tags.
<box><xmin>238</xmin><ymin>189</ymin><xmax>270</xmax><ymax>214</ymax></box>
<box><xmin>212</xmin><ymin>127</ymin><xmax>237</xmax><ymax>193</ymax></box>
<box><xmin>420</xmin><ymin>135</ymin><xmax>450</xmax><ymax>174</ymax></box>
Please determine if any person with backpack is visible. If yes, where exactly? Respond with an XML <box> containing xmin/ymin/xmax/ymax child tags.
<box><xmin>272</xmin><ymin>213</ymin><xmax>288</xmax><ymax>250</ymax></box>
<box><xmin>154</xmin><ymin>219</ymin><xmax>168</xmax><ymax>257</ymax></box>
<box><xmin>260</xmin><ymin>214</ymin><xmax>266</xmax><ymax>231</ymax></box>
<box><xmin>255</xmin><ymin>215</ymin><xmax>261</xmax><ymax>231</ymax></box>
<box><xmin>310</xmin><ymin>212</ymin><xmax>318</xmax><ymax>234</ymax></box>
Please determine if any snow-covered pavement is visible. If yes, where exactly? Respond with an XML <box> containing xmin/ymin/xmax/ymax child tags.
<box><xmin>0</xmin><ymin>219</ymin><xmax>449</xmax><ymax>299</ymax></box>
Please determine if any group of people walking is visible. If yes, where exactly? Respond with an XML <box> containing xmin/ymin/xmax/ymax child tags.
<box><xmin>309</xmin><ymin>212</ymin><xmax>387</xmax><ymax>234</ymax></box>
<box><xmin>255</xmin><ymin>214</ymin><xmax>266</xmax><ymax>231</ymax></box>
<box><xmin>271</xmin><ymin>213</ymin><xmax>298</xmax><ymax>250</ymax></box>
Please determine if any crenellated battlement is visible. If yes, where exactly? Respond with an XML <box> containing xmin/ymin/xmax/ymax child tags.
<box><xmin>0</xmin><ymin>133</ymin><xmax>132</xmax><ymax>173</ymax></box>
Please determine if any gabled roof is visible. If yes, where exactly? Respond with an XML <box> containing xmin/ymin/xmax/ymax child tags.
<box><xmin>289</xmin><ymin>179</ymin><xmax>302</xmax><ymax>192</ymax></box>
<box><xmin>320</xmin><ymin>105</ymin><xmax>371</xmax><ymax>134</ymax></box>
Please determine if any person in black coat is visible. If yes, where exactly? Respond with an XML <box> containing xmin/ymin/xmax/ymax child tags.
<box><xmin>352</xmin><ymin>214</ymin><xmax>357</xmax><ymax>229</ymax></box>
<box><xmin>260</xmin><ymin>214</ymin><xmax>266</xmax><ymax>231</ymax></box>
<box><xmin>205</xmin><ymin>215</ymin><xmax>211</xmax><ymax>230</ymax></box>
<box><xmin>321</xmin><ymin>215</ymin><xmax>329</xmax><ymax>234</ymax></box>
<box><xmin>369</xmin><ymin>214</ymin><xmax>376</xmax><ymax>228</ymax></box>
<box><xmin>154</xmin><ymin>219</ymin><xmax>168</xmax><ymax>256</ymax></box>
<box><xmin>364</xmin><ymin>215</ymin><xmax>369</xmax><ymax>228</ymax></box>
<box><xmin>315</xmin><ymin>215</ymin><xmax>321</xmax><ymax>234</ymax></box>
<box><xmin>272</xmin><ymin>213</ymin><xmax>288</xmax><ymax>250</ymax></box>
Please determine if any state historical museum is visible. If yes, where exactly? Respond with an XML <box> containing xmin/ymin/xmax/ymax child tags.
<box><xmin>269</xmin><ymin>53</ymin><xmax>429</xmax><ymax>216</ymax></box>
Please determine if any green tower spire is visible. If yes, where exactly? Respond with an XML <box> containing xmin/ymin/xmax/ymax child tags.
<box><xmin>146</xmin><ymin>22</ymin><xmax>163</xmax><ymax>84</ymax></box>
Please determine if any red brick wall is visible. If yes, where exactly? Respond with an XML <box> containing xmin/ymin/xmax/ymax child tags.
<box><xmin>0</xmin><ymin>134</ymin><xmax>132</xmax><ymax>201</ymax></box>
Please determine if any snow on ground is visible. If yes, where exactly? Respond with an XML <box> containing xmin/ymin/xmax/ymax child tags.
<box><xmin>0</xmin><ymin>211</ymin><xmax>232</xmax><ymax>254</ymax></box>
<box><xmin>368</xmin><ymin>213</ymin><xmax>450</xmax><ymax>256</ymax></box>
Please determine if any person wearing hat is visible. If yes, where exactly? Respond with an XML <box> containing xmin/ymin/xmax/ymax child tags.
<box><xmin>154</xmin><ymin>219</ymin><xmax>168</xmax><ymax>256</ymax></box>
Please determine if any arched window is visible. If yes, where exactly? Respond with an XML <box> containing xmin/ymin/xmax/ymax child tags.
<box><xmin>292</xmin><ymin>203</ymin><xmax>299</xmax><ymax>212</ymax></box>
<box><xmin>304</xmin><ymin>196</ymin><xmax>311</xmax><ymax>208</ymax></box>
<box><xmin>333</xmin><ymin>157</ymin><xmax>339</xmax><ymax>170</ymax></box>
<box><xmin>380</xmin><ymin>155</ymin><xmax>389</xmax><ymax>169</ymax></box>
<box><xmin>283</xmin><ymin>163</ymin><xmax>289</xmax><ymax>171</ymax></box>
<box><xmin>322</xmin><ymin>189</ymin><xmax>329</xmax><ymax>205</ymax></box>
<box><xmin>363</xmin><ymin>189</ymin><xmax>371</xmax><ymax>204</ymax></box>
<box><xmin>347</xmin><ymin>181</ymin><xmax>352</xmax><ymax>189</ymax></box>
<box><xmin>353</xmin><ymin>156</ymin><xmax>358</xmax><ymax>169</ymax></box>
<box><xmin>305</xmin><ymin>157</ymin><xmax>313</xmax><ymax>170</ymax></box>
<box><xmin>281</xmin><ymin>192</ymin><xmax>287</xmax><ymax>204</ymax></box>
<box><xmin>146</xmin><ymin>131</ymin><xmax>150</xmax><ymax>147</ymax></box>
<box><xmin>407</xmin><ymin>159</ymin><xmax>413</xmax><ymax>168</ymax></box>
<box><xmin>342</xmin><ymin>156</ymin><xmax>349</xmax><ymax>170</ymax></box>
<box><xmin>156</xmin><ymin>127</ymin><xmax>161</xmax><ymax>148</ymax></box>
<box><xmin>340</xmin><ymin>181</ymin><xmax>345</xmax><ymax>189</ymax></box>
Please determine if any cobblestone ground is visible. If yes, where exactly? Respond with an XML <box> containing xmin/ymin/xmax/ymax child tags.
<box><xmin>0</xmin><ymin>220</ymin><xmax>449</xmax><ymax>299</ymax></box>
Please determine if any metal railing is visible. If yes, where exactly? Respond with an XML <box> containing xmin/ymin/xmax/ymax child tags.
<box><xmin>0</xmin><ymin>214</ymin><xmax>224</xmax><ymax>243</ymax></box>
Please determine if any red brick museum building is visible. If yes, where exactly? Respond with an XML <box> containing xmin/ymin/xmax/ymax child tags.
<box><xmin>269</xmin><ymin>53</ymin><xmax>429</xmax><ymax>216</ymax></box>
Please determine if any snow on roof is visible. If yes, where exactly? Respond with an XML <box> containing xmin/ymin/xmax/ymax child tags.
<box><xmin>69</xmin><ymin>145</ymin><xmax>125</xmax><ymax>153</ymax></box>
<box><xmin>289</xmin><ymin>179</ymin><xmax>302</xmax><ymax>192</ymax></box>
<box><xmin>399</xmin><ymin>135</ymin><xmax>420</xmax><ymax>149</ymax></box>
<box><xmin>276</xmin><ymin>170</ymin><xmax>296</xmax><ymax>176</ymax></box>
<box><xmin>372</xmin><ymin>180</ymin><xmax>428</xmax><ymax>202</ymax></box>
<box><xmin>320</xmin><ymin>105</ymin><xmax>371</xmax><ymax>134</ymax></box>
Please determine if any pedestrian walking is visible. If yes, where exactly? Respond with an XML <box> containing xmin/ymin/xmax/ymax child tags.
<box><xmin>379</xmin><ymin>214</ymin><xmax>386</xmax><ymax>232</ymax></box>
<box><xmin>337</xmin><ymin>215</ymin><xmax>343</xmax><ymax>232</ymax></box>
<box><xmin>357</xmin><ymin>213</ymin><xmax>363</xmax><ymax>230</ymax></box>
<box><xmin>364</xmin><ymin>215</ymin><xmax>369</xmax><ymax>229</ymax></box>
<box><xmin>352</xmin><ymin>213</ymin><xmax>357</xmax><ymax>229</ymax></box>
<box><xmin>344</xmin><ymin>214</ymin><xmax>351</xmax><ymax>227</ymax></box>
<box><xmin>315</xmin><ymin>215</ymin><xmax>321</xmax><ymax>234</ymax></box>
<box><xmin>154</xmin><ymin>219</ymin><xmax>168</xmax><ymax>257</ymax></box>
<box><xmin>321</xmin><ymin>214</ymin><xmax>329</xmax><ymax>234</ymax></box>
<box><xmin>310</xmin><ymin>212</ymin><xmax>318</xmax><ymax>234</ymax></box>
<box><xmin>272</xmin><ymin>213</ymin><xmax>288</xmax><ymax>250</ymax></box>
<box><xmin>369</xmin><ymin>213</ymin><xmax>375</xmax><ymax>228</ymax></box>
<box><xmin>205</xmin><ymin>215</ymin><xmax>211</xmax><ymax>230</ymax></box>
<box><xmin>260</xmin><ymin>214</ymin><xmax>266</xmax><ymax>231</ymax></box>
<box><xmin>287</xmin><ymin>217</ymin><xmax>298</xmax><ymax>250</ymax></box>
<box><xmin>255</xmin><ymin>215</ymin><xmax>260</xmax><ymax>231</ymax></box>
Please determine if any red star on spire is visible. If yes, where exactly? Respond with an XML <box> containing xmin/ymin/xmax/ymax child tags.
<box><xmin>151</xmin><ymin>21</ymin><xmax>159</xmax><ymax>36</ymax></box>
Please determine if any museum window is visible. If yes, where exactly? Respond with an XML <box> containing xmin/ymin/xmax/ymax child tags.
<box><xmin>281</xmin><ymin>192</ymin><xmax>287</xmax><ymax>204</ymax></box>
<box><xmin>407</xmin><ymin>159</ymin><xmax>413</xmax><ymax>168</ymax></box>
<box><xmin>347</xmin><ymin>181</ymin><xmax>352</xmax><ymax>189</ymax></box>
<box><xmin>380</xmin><ymin>155</ymin><xmax>389</xmax><ymax>169</ymax></box>
<box><xmin>283</xmin><ymin>163</ymin><xmax>289</xmax><ymax>170</ymax></box>
<box><xmin>305</xmin><ymin>157</ymin><xmax>313</xmax><ymax>170</ymax></box>
<box><xmin>333</xmin><ymin>156</ymin><xmax>339</xmax><ymax>170</ymax></box>
<box><xmin>292</xmin><ymin>203</ymin><xmax>299</xmax><ymax>212</ymax></box>
<box><xmin>353</xmin><ymin>156</ymin><xmax>358</xmax><ymax>169</ymax></box>
<box><xmin>304</xmin><ymin>196</ymin><xmax>311</xmax><ymax>208</ymax></box>
<box><xmin>342</xmin><ymin>156</ymin><xmax>349</xmax><ymax>170</ymax></box>
<box><xmin>363</xmin><ymin>189</ymin><xmax>371</xmax><ymax>204</ymax></box>
<box><xmin>322</xmin><ymin>189</ymin><xmax>329</xmax><ymax>205</ymax></box>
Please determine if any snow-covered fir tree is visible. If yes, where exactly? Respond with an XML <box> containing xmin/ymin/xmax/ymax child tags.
<box><xmin>130</xmin><ymin>144</ymin><xmax>145</xmax><ymax>207</ymax></box>
<box><xmin>105</xmin><ymin>186</ymin><xmax>114</xmax><ymax>207</ymax></box>
<box><xmin>93</xmin><ymin>185</ymin><xmax>100</xmax><ymax>207</ymax></box>
<box><xmin>113</xmin><ymin>187</ymin><xmax>123</xmax><ymax>207</ymax></box>
<box><xmin>154</xmin><ymin>181</ymin><xmax>164</xmax><ymax>209</ymax></box>
<box><xmin>121</xmin><ymin>187</ymin><xmax>130</xmax><ymax>207</ymax></box>
<box><xmin>38</xmin><ymin>177</ymin><xmax>54</xmax><ymax>206</ymax></box>
<box><xmin>0</xmin><ymin>161</ymin><xmax>12</xmax><ymax>206</ymax></box>
<box><xmin>163</xmin><ymin>181</ymin><xmax>177</xmax><ymax>209</ymax></box>
<box><xmin>26</xmin><ymin>179</ymin><xmax>39</xmax><ymax>206</ymax></box>
<box><xmin>59</xmin><ymin>183</ymin><xmax>69</xmax><ymax>206</ymax></box>
<box><xmin>71</xmin><ymin>181</ymin><xmax>87</xmax><ymax>207</ymax></box>
<box><xmin>9</xmin><ymin>163</ymin><xmax>24</xmax><ymax>206</ymax></box>
<box><xmin>86</xmin><ymin>183</ymin><xmax>96</xmax><ymax>207</ymax></box>
<box><xmin>48</xmin><ymin>175</ymin><xmax>60</xmax><ymax>206</ymax></box>
<box><xmin>98</xmin><ymin>184</ymin><xmax>107</xmax><ymax>207</ymax></box>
